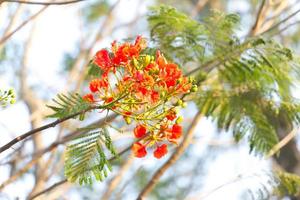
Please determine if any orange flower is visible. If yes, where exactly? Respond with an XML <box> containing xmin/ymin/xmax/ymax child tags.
<box><xmin>94</xmin><ymin>49</ymin><xmax>111</xmax><ymax>71</ymax></box>
<box><xmin>166</xmin><ymin>110</ymin><xmax>177</xmax><ymax>121</ymax></box>
<box><xmin>89</xmin><ymin>79</ymin><xmax>108</xmax><ymax>93</ymax></box>
<box><xmin>150</xmin><ymin>90</ymin><xmax>159</xmax><ymax>103</ymax></box>
<box><xmin>153</xmin><ymin>144</ymin><xmax>168</xmax><ymax>159</ymax></box>
<box><xmin>132</xmin><ymin>142</ymin><xmax>147</xmax><ymax>158</ymax></box>
<box><xmin>82</xmin><ymin>93</ymin><xmax>94</xmax><ymax>103</ymax></box>
<box><xmin>169</xmin><ymin>124</ymin><xmax>182</xmax><ymax>140</ymax></box>
<box><xmin>83</xmin><ymin>36</ymin><xmax>195</xmax><ymax>159</ymax></box>
<box><xmin>134</xmin><ymin>124</ymin><xmax>147</xmax><ymax>138</ymax></box>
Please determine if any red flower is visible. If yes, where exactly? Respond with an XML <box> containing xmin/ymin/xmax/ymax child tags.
<box><xmin>169</xmin><ymin>124</ymin><xmax>182</xmax><ymax>140</ymax></box>
<box><xmin>154</xmin><ymin>144</ymin><xmax>168</xmax><ymax>159</ymax></box>
<box><xmin>89</xmin><ymin>79</ymin><xmax>108</xmax><ymax>93</ymax></box>
<box><xmin>166</xmin><ymin>111</ymin><xmax>176</xmax><ymax>121</ymax></box>
<box><xmin>150</xmin><ymin>90</ymin><xmax>159</xmax><ymax>103</ymax></box>
<box><xmin>165</xmin><ymin>79</ymin><xmax>177</xmax><ymax>88</ymax></box>
<box><xmin>82</xmin><ymin>93</ymin><xmax>94</xmax><ymax>103</ymax></box>
<box><xmin>94</xmin><ymin>49</ymin><xmax>111</xmax><ymax>70</ymax></box>
<box><xmin>104</xmin><ymin>96</ymin><xmax>114</xmax><ymax>103</ymax></box>
<box><xmin>132</xmin><ymin>142</ymin><xmax>147</xmax><ymax>158</ymax></box>
<box><xmin>123</xmin><ymin>111</ymin><xmax>132</xmax><ymax>116</ymax></box>
<box><xmin>134</xmin><ymin>124</ymin><xmax>147</xmax><ymax>138</ymax></box>
<box><xmin>138</xmin><ymin>87</ymin><xmax>148</xmax><ymax>95</ymax></box>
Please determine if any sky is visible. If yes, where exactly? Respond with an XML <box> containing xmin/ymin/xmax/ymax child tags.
<box><xmin>0</xmin><ymin>0</ymin><xmax>299</xmax><ymax>199</ymax></box>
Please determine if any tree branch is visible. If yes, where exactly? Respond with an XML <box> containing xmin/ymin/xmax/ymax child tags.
<box><xmin>249</xmin><ymin>0</ymin><xmax>267</xmax><ymax>36</ymax></box>
<box><xmin>2</xmin><ymin>0</ymin><xmax>87</xmax><ymax>5</ymax></box>
<box><xmin>267</xmin><ymin>128</ymin><xmax>298</xmax><ymax>158</ymax></box>
<box><xmin>261</xmin><ymin>8</ymin><xmax>300</xmax><ymax>35</ymax></box>
<box><xmin>30</xmin><ymin>142</ymin><xmax>133</xmax><ymax>199</ymax></box>
<box><xmin>0</xmin><ymin>106</ymin><xmax>94</xmax><ymax>154</ymax></box>
<box><xmin>0</xmin><ymin>5</ymin><xmax>48</xmax><ymax>46</ymax></box>
<box><xmin>136</xmin><ymin>112</ymin><xmax>203</xmax><ymax>199</ymax></box>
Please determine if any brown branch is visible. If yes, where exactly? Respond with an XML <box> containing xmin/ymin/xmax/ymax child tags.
<box><xmin>267</xmin><ymin>128</ymin><xmax>298</xmax><ymax>158</ymax></box>
<box><xmin>249</xmin><ymin>0</ymin><xmax>267</xmax><ymax>36</ymax></box>
<box><xmin>30</xmin><ymin>143</ymin><xmax>133</xmax><ymax>199</ymax></box>
<box><xmin>2</xmin><ymin>0</ymin><xmax>87</xmax><ymax>5</ymax></box>
<box><xmin>0</xmin><ymin>157</ymin><xmax>39</xmax><ymax>190</ymax></box>
<box><xmin>0</xmin><ymin>5</ymin><xmax>48</xmax><ymax>46</ymax></box>
<box><xmin>0</xmin><ymin>114</ymin><xmax>118</xmax><ymax>191</ymax></box>
<box><xmin>136</xmin><ymin>112</ymin><xmax>203</xmax><ymax>199</ymax></box>
<box><xmin>29</xmin><ymin>179</ymin><xmax>68</xmax><ymax>200</ymax></box>
<box><xmin>0</xmin><ymin>106</ymin><xmax>94</xmax><ymax>154</ymax></box>
<box><xmin>101</xmin><ymin>154</ymin><xmax>134</xmax><ymax>200</ymax></box>
<box><xmin>261</xmin><ymin>8</ymin><xmax>300</xmax><ymax>35</ymax></box>
<box><xmin>191</xmin><ymin>0</ymin><xmax>209</xmax><ymax>18</ymax></box>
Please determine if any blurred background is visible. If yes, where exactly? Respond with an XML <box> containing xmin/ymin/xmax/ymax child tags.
<box><xmin>1</xmin><ymin>0</ymin><xmax>300</xmax><ymax>199</ymax></box>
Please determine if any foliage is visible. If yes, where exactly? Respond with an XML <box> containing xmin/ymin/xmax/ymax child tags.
<box><xmin>0</xmin><ymin>88</ymin><xmax>15</xmax><ymax>107</ymax></box>
<box><xmin>246</xmin><ymin>170</ymin><xmax>300</xmax><ymax>199</ymax></box>
<box><xmin>83</xmin><ymin>0</ymin><xmax>110</xmax><ymax>23</ymax></box>
<box><xmin>149</xmin><ymin>5</ymin><xmax>300</xmax><ymax>155</ymax></box>
<box><xmin>148</xmin><ymin>6</ymin><xmax>240</xmax><ymax>66</ymax></box>
<box><xmin>65</xmin><ymin>127</ymin><xmax>118</xmax><ymax>184</ymax></box>
<box><xmin>47</xmin><ymin>93</ymin><xmax>90</xmax><ymax>120</ymax></box>
<box><xmin>274</xmin><ymin>170</ymin><xmax>300</xmax><ymax>197</ymax></box>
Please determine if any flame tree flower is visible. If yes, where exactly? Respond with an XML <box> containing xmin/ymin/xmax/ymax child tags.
<box><xmin>83</xmin><ymin>36</ymin><xmax>197</xmax><ymax>159</ymax></box>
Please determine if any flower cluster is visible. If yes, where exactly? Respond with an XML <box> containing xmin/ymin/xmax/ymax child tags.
<box><xmin>83</xmin><ymin>36</ymin><xmax>197</xmax><ymax>159</ymax></box>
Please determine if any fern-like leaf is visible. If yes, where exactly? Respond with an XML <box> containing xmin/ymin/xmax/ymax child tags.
<box><xmin>64</xmin><ymin>127</ymin><xmax>118</xmax><ymax>184</ymax></box>
<box><xmin>47</xmin><ymin>93</ymin><xmax>90</xmax><ymax>120</ymax></box>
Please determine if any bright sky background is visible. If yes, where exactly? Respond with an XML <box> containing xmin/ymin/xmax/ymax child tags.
<box><xmin>1</xmin><ymin>0</ymin><xmax>300</xmax><ymax>199</ymax></box>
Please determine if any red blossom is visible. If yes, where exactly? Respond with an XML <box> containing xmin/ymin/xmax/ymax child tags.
<box><xmin>83</xmin><ymin>36</ymin><xmax>195</xmax><ymax>159</ymax></box>
<box><xmin>138</xmin><ymin>87</ymin><xmax>148</xmax><ymax>95</ymax></box>
<box><xmin>132</xmin><ymin>142</ymin><xmax>147</xmax><ymax>158</ymax></box>
<box><xmin>134</xmin><ymin>124</ymin><xmax>147</xmax><ymax>138</ymax></box>
<box><xmin>89</xmin><ymin>79</ymin><xmax>108</xmax><ymax>93</ymax></box>
<box><xmin>150</xmin><ymin>90</ymin><xmax>160</xmax><ymax>103</ymax></box>
<box><xmin>169</xmin><ymin>124</ymin><xmax>183</xmax><ymax>140</ymax></box>
<box><xmin>154</xmin><ymin>144</ymin><xmax>168</xmax><ymax>159</ymax></box>
<box><xmin>166</xmin><ymin>111</ymin><xmax>177</xmax><ymax>121</ymax></box>
<box><xmin>94</xmin><ymin>49</ymin><xmax>111</xmax><ymax>71</ymax></box>
<box><xmin>82</xmin><ymin>93</ymin><xmax>94</xmax><ymax>103</ymax></box>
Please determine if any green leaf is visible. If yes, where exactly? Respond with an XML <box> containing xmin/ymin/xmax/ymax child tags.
<box><xmin>47</xmin><ymin>93</ymin><xmax>90</xmax><ymax>119</ymax></box>
<box><xmin>87</xmin><ymin>61</ymin><xmax>103</xmax><ymax>77</ymax></box>
<box><xmin>65</xmin><ymin>128</ymin><xmax>117</xmax><ymax>184</ymax></box>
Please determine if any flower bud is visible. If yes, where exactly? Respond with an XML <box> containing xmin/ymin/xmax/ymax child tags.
<box><xmin>188</xmin><ymin>76</ymin><xmax>195</xmax><ymax>83</ymax></box>
<box><xmin>175</xmin><ymin>116</ymin><xmax>183</xmax><ymax>124</ymax></box>
<box><xmin>133</xmin><ymin>58</ymin><xmax>139</xmax><ymax>69</ymax></box>
<box><xmin>124</xmin><ymin>117</ymin><xmax>131</xmax><ymax>125</ymax></box>
<box><xmin>176</xmin><ymin>78</ymin><xmax>183</xmax><ymax>84</ymax></box>
<box><xmin>176</xmin><ymin>100</ymin><xmax>183</xmax><ymax>106</ymax></box>
<box><xmin>144</xmin><ymin>55</ymin><xmax>151</xmax><ymax>66</ymax></box>
<box><xmin>10</xmin><ymin>99</ymin><xmax>16</xmax><ymax>104</ymax></box>
<box><xmin>8</xmin><ymin>89</ymin><xmax>14</xmax><ymax>96</ymax></box>
<box><xmin>191</xmin><ymin>85</ymin><xmax>198</xmax><ymax>92</ymax></box>
<box><xmin>181</xmin><ymin>102</ymin><xmax>187</xmax><ymax>108</ymax></box>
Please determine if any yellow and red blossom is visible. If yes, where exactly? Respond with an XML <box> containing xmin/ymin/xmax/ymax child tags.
<box><xmin>132</xmin><ymin>142</ymin><xmax>147</xmax><ymax>158</ymax></box>
<box><xmin>134</xmin><ymin>124</ymin><xmax>147</xmax><ymax>138</ymax></box>
<box><xmin>154</xmin><ymin>144</ymin><xmax>168</xmax><ymax>159</ymax></box>
<box><xmin>82</xmin><ymin>36</ymin><xmax>196</xmax><ymax>159</ymax></box>
<box><xmin>82</xmin><ymin>93</ymin><xmax>94</xmax><ymax>103</ymax></box>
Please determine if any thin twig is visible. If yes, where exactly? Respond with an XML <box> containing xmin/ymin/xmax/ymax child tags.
<box><xmin>0</xmin><ymin>5</ymin><xmax>48</xmax><ymax>46</ymax></box>
<box><xmin>191</xmin><ymin>0</ymin><xmax>209</xmax><ymax>18</ymax></box>
<box><xmin>2</xmin><ymin>0</ymin><xmax>87</xmax><ymax>5</ymax></box>
<box><xmin>29</xmin><ymin>179</ymin><xmax>68</xmax><ymax>200</ymax></box>
<box><xmin>261</xmin><ymin>8</ymin><xmax>300</xmax><ymax>35</ymax></box>
<box><xmin>101</xmin><ymin>154</ymin><xmax>134</xmax><ymax>200</ymax></box>
<box><xmin>249</xmin><ymin>0</ymin><xmax>267</xmax><ymax>36</ymax></box>
<box><xmin>267</xmin><ymin>128</ymin><xmax>298</xmax><ymax>158</ymax></box>
<box><xmin>0</xmin><ymin>106</ymin><xmax>94</xmax><ymax>154</ymax></box>
<box><xmin>30</xmin><ymin>143</ymin><xmax>133</xmax><ymax>199</ymax></box>
<box><xmin>136</xmin><ymin>112</ymin><xmax>203</xmax><ymax>199</ymax></box>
